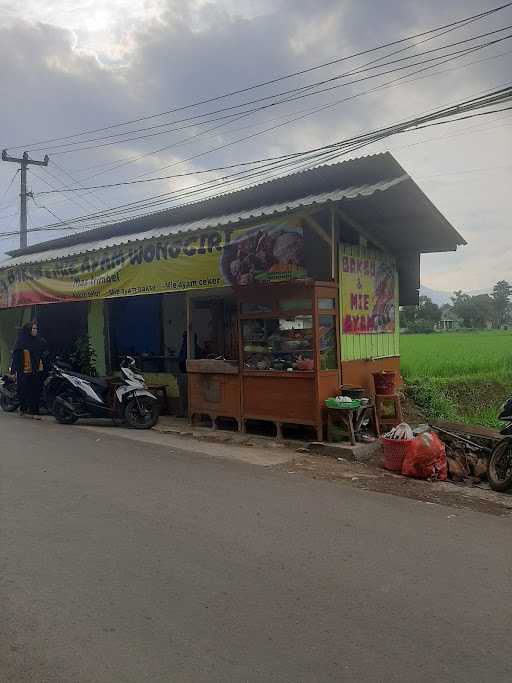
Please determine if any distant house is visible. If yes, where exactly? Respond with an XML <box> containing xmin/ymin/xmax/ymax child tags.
<box><xmin>436</xmin><ymin>307</ymin><xmax>462</xmax><ymax>331</ymax></box>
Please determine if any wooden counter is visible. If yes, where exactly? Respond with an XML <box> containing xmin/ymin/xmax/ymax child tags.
<box><xmin>187</xmin><ymin>360</ymin><xmax>241</xmax><ymax>428</ymax></box>
<box><xmin>242</xmin><ymin>371</ymin><xmax>319</xmax><ymax>438</ymax></box>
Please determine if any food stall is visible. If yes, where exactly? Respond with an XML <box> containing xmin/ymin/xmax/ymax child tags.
<box><xmin>238</xmin><ymin>282</ymin><xmax>339</xmax><ymax>440</ymax></box>
<box><xmin>0</xmin><ymin>153</ymin><xmax>466</xmax><ymax>443</ymax></box>
<box><xmin>186</xmin><ymin>280</ymin><xmax>340</xmax><ymax>440</ymax></box>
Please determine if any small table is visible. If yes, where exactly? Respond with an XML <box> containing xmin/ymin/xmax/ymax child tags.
<box><xmin>326</xmin><ymin>401</ymin><xmax>380</xmax><ymax>445</ymax></box>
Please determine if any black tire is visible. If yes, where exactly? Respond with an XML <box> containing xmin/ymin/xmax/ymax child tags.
<box><xmin>124</xmin><ymin>396</ymin><xmax>159</xmax><ymax>429</ymax></box>
<box><xmin>0</xmin><ymin>394</ymin><xmax>19</xmax><ymax>412</ymax></box>
<box><xmin>488</xmin><ymin>438</ymin><xmax>512</xmax><ymax>492</ymax></box>
<box><xmin>53</xmin><ymin>393</ymin><xmax>79</xmax><ymax>425</ymax></box>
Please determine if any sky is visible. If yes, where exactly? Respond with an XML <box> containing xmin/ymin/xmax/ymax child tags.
<box><xmin>0</xmin><ymin>0</ymin><xmax>511</xmax><ymax>293</ymax></box>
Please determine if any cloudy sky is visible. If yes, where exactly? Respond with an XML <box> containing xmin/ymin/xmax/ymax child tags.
<box><xmin>0</xmin><ymin>0</ymin><xmax>511</xmax><ymax>293</ymax></box>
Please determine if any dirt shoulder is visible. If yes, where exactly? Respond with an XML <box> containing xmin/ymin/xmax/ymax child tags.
<box><xmin>278</xmin><ymin>453</ymin><xmax>512</xmax><ymax>517</ymax></box>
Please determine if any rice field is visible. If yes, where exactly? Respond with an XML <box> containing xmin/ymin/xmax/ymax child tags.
<box><xmin>400</xmin><ymin>331</ymin><xmax>512</xmax><ymax>427</ymax></box>
<box><xmin>400</xmin><ymin>331</ymin><xmax>512</xmax><ymax>380</ymax></box>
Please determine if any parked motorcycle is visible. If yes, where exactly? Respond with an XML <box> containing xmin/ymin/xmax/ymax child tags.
<box><xmin>0</xmin><ymin>372</ymin><xmax>53</xmax><ymax>414</ymax></box>
<box><xmin>0</xmin><ymin>374</ymin><xmax>19</xmax><ymax>412</ymax></box>
<box><xmin>52</xmin><ymin>356</ymin><xmax>159</xmax><ymax>429</ymax></box>
<box><xmin>488</xmin><ymin>397</ymin><xmax>512</xmax><ymax>492</ymax></box>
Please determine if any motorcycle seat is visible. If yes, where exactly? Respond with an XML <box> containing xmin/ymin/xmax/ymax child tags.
<box><xmin>62</xmin><ymin>371</ymin><xmax>110</xmax><ymax>390</ymax></box>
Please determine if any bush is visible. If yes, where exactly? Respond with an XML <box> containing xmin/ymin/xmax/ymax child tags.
<box><xmin>405</xmin><ymin>379</ymin><xmax>457</xmax><ymax>421</ymax></box>
<box><xmin>407</xmin><ymin>320</ymin><xmax>435</xmax><ymax>334</ymax></box>
<box><xmin>68</xmin><ymin>336</ymin><xmax>97</xmax><ymax>376</ymax></box>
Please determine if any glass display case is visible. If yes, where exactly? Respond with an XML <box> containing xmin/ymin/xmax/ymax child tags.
<box><xmin>242</xmin><ymin>315</ymin><xmax>314</xmax><ymax>372</ymax></box>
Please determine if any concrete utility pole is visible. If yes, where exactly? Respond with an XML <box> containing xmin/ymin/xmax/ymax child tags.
<box><xmin>2</xmin><ymin>149</ymin><xmax>49</xmax><ymax>249</ymax></box>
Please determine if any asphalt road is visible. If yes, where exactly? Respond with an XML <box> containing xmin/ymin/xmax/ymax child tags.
<box><xmin>1</xmin><ymin>414</ymin><xmax>511</xmax><ymax>682</ymax></box>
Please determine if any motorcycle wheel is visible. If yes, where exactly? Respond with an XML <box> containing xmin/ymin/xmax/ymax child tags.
<box><xmin>124</xmin><ymin>396</ymin><xmax>159</xmax><ymax>429</ymax></box>
<box><xmin>488</xmin><ymin>437</ymin><xmax>512</xmax><ymax>492</ymax></box>
<box><xmin>0</xmin><ymin>394</ymin><xmax>19</xmax><ymax>412</ymax></box>
<box><xmin>53</xmin><ymin>393</ymin><xmax>79</xmax><ymax>425</ymax></box>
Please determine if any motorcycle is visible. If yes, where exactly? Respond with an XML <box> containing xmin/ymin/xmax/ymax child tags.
<box><xmin>488</xmin><ymin>397</ymin><xmax>512</xmax><ymax>492</ymax></box>
<box><xmin>0</xmin><ymin>372</ymin><xmax>53</xmax><ymax>414</ymax></box>
<box><xmin>0</xmin><ymin>374</ymin><xmax>19</xmax><ymax>412</ymax></box>
<box><xmin>51</xmin><ymin>356</ymin><xmax>159</xmax><ymax>429</ymax></box>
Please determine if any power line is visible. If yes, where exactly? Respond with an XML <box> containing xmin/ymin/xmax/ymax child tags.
<box><xmin>29</xmin><ymin>27</ymin><xmax>512</xmax><ymax>155</ymax></box>
<box><xmin>29</xmin><ymin>23</ymin><xmax>512</xmax><ymax>152</ymax></box>
<box><xmin>44</xmin><ymin>36</ymin><xmax>510</xmax><ymax>208</ymax></box>
<box><xmin>51</xmin><ymin>159</ymin><xmax>111</xmax><ymax>210</ymax></box>
<box><xmin>30</xmin><ymin>195</ymin><xmax>78</xmax><ymax>232</ymax></box>
<box><xmin>0</xmin><ymin>169</ymin><xmax>19</xmax><ymax>203</ymax></box>
<box><xmin>30</xmin><ymin>168</ymin><xmax>100</xmax><ymax>215</ymax></box>
<box><xmin>28</xmin><ymin>103</ymin><xmax>511</xmax><ymax>231</ymax></box>
<box><xmin>15</xmin><ymin>90</ymin><xmax>510</xmax><ymax>236</ymax></box>
<box><xmin>35</xmin><ymin>105</ymin><xmax>512</xmax><ymax>196</ymax></box>
<box><xmin>5</xmin><ymin>87</ymin><xmax>511</xmax><ymax>239</ymax></box>
<box><xmin>6</xmin><ymin>1</ymin><xmax>511</xmax><ymax>152</ymax></box>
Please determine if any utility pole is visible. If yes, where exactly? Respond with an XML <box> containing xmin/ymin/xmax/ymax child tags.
<box><xmin>2</xmin><ymin>149</ymin><xmax>49</xmax><ymax>249</ymax></box>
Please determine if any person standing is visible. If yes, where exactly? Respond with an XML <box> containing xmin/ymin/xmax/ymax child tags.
<box><xmin>11</xmin><ymin>321</ymin><xmax>45</xmax><ymax>418</ymax></box>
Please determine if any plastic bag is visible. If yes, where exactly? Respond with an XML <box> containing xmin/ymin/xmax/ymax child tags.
<box><xmin>384</xmin><ymin>422</ymin><xmax>414</xmax><ymax>441</ymax></box>
<box><xmin>401</xmin><ymin>431</ymin><xmax>447</xmax><ymax>481</ymax></box>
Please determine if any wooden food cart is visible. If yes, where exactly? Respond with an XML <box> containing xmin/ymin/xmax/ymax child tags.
<box><xmin>187</xmin><ymin>281</ymin><xmax>340</xmax><ymax>440</ymax></box>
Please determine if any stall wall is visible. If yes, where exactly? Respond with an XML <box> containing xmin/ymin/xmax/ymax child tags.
<box><xmin>339</xmin><ymin>244</ymin><xmax>399</xmax><ymax>362</ymax></box>
<box><xmin>88</xmin><ymin>300</ymin><xmax>107</xmax><ymax>376</ymax></box>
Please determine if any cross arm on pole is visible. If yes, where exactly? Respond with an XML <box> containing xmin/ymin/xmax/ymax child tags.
<box><xmin>2</xmin><ymin>150</ymin><xmax>49</xmax><ymax>166</ymax></box>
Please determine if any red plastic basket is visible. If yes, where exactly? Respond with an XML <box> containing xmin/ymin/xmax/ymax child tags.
<box><xmin>381</xmin><ymin>437</ymin><xmax>415</xmax><ymax>471</ymax></box>
<box><xmin>373</xmin><ymin>371</ymin><xmax>397</xmax><ymax>396</ymax></box>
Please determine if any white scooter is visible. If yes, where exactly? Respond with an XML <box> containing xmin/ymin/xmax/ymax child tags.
<box><xmin>52</xmin><ymin>356</ymin><xmax>159</xmax><ymax>429</ymax></box>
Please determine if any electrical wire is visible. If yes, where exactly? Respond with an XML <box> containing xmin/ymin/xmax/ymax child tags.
<box><xmin>30</xmin><ymin>28</ymin><xmax>512</xmax><ymax>155</ymax></box>
<box><xmin>0</xmin><ymin>169</ymin><xmax>20</xmax><ymax>204</ymax></box>
<box><xmin>30</xmin><ymin>103</ymin><xmax>512</xmax><ymax>229</ymax></box>
<box><xmin>29</xmin><ymin>168</ymin><xmax>100</xmax><ymax>216</ymax></box>
<box><xmin>56</xmin><ymin>47</ymin><xmax>512</xmax><ymax>184</ymax></box>
<box><xmin>13</xmin><ymin>93</ymin><xmax>510</xmax><ymax>237</ymax></box>
<box><xmin>51</xmin><ymin>160</ymin><xmax>111</xmax><ymax>210</ymax></box>
<box><xmin>5</xmin><ymin>1</ymin><xmax>511</xmax><ymax>151</ymax></box>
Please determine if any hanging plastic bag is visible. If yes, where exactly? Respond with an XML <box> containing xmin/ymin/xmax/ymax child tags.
<box><xmin>401</xmin><ymin>431</ymin><xmax>448</xmax><ymax>481</ymax></box>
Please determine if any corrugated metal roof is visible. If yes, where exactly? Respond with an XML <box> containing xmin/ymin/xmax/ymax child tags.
<box><xmin>0</xmin><ymin>175</ymin><xmax>408</xmax><ymax>268</ymax></box>
<box><xmin>0</xmin><ymin>152</ymin><xmax>465</xmax><ymax>269</ymax></box>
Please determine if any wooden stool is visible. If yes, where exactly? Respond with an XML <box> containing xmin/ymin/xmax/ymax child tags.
<box><xmin>375</xmin><ymin>394</ymin><xmax>402</xmax><ymax>432</ymax></box>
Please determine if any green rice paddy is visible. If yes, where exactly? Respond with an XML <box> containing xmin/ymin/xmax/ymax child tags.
<box><xmin>400</xmin><ymin>331</ymin><xmax>512</xmax><ymax>427</ymax></box>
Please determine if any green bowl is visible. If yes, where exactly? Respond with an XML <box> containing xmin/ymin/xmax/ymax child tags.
<box><xmin>325</xmin><ymin>398</ymin><xmax>361</xmax><ymax>410</ymax></box>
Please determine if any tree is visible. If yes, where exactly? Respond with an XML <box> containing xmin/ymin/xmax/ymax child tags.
<box><xmin>491</xmin><ymin>280</ymin><xmax>512</xmax><ymax>328</ymax></box>
<box><xmin>401</xmin><ymin>295</ymin><xmax>441</xmax><ymax>332</ymax></box>
<box><xmin>451</xmin><ymin>291</ymin><xmax>474</xmax><ymax>328</ymax></box>
<box><xmin>471</xmin><ymin>294</ymin><xmax>494</xmax><ymax>329</ymax></box>
<box><xmin>451</xmin><ymin>291</ymin><xmax>494</xmax><ymax>329</ymax></box>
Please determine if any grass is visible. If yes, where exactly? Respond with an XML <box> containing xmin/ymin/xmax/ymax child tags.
<box><xmin>400</xmin><ymin>331</ymin><xmax>512</xmax><ymax>428</ymax></box>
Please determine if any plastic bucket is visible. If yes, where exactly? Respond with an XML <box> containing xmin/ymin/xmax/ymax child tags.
<box><xmin>373</xmin><ymin>371</ymin><xmax>397</xmax><ymax>396</ymax></box>
<box><xmin>341</xmin><ymin>385</ymin><xmax>365</xmax><ymax>400</ymax></box>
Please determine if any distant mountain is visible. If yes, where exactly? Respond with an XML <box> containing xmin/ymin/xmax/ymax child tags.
<box><xmin>419</xmin><ymin>285</ymin><xmax>491</xmax><ymax>307</ymax></box>
<box><xmin>419</xmin><ymin>286</ymin><xmax>452</xmax><ymax>307</ymax></box>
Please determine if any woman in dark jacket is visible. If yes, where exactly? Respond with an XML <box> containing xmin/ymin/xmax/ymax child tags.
<box><xmin>11</xmin><ymin>321</ymin><xmax>46</xmax><ymax>417</ymax></box>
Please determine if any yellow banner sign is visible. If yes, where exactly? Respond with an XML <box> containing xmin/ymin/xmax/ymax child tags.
<box><xmin>340</xmin><ymin>245</ymin><xmax>396</xmax><ymax>334</ymax></box>
<box><xmin>0</xmin><ymin>222</ymin><xmax>306</xmax><ymax>309</ymax></box>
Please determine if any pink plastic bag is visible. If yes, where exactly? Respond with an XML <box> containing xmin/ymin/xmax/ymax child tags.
<box><xmin>401</xmin><ymin>432</ymin><xmax>447</xmax><ymax>481</ymax></box>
